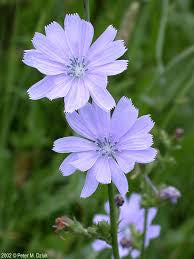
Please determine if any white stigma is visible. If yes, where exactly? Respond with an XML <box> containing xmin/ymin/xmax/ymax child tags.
<box><xmin>103</xmin><ymin>143</ymin><xmax>113</xmax><ymax>154</ymax></box>
<box><xmin>67</xmin><ymin>57</ymin><xmax>87</xmax><ymax>79</ymax></box>
<box><xmin>74</xmin><ymin>64</ymin><xmax>85</xmax><ymax>77</ymax></box>
<box><xmin>96</xmin><ymin>137</ymin><xmax>118</xmax><ymax>157</ymax></box>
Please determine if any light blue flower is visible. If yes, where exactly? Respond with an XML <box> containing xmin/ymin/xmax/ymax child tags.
<box><xmin>23</xmin><ymin>14</ymin><xmax>128</xmax><ymax>112</ymax></box>
<box><xmin>53</xmin><ymin>97</ymin><xmax>156</xmax><ymax>198</ymax></box>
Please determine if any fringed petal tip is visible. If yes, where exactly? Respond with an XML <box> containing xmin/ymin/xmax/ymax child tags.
<box><xmin>108</xmin><ymin>24</ymin><xmax>117</xmax><ymax>34</ymax></box>
<box><xmin>121</xmin><ymin>39</ymin><xmax>128</xmax><ymax>47</ymax></box>
<box><xmin>125</xmin><ymin>60</ymin><xmax>129</xmax><ymax>67</ymax></box>
<box><xmin>26</xmin><ymin>88</ymin><xmax>42</xmax><ymax>101</ymax></box>
<box><xmin>31</xmin><ymin>32</ymin><xmax>42</xmax><ymax>44</ymax></box>
<box><xmin>59</xmin><ymin>166</ymin><xmax>69</xmax><ymax>176</ymax></box>
<box><xmin>44</xmin><ymin>21</ymin><xmax>58</xmax><ymax>32</ymax></box>
<box><xmin>124</xmin><ymin>47</ymin><xmax>128</xmax><ymax>54</ymax></box>
<box><xmin>64</xmin><ymin>13</ymin><xmax>80</xmax><ymax>23</ymax></box>
<box><xmin>122</xmin><ymin>60</ymin><xmax>129</xmax><ymax>71</ymax></box>
<box><xmin>23</xmin><ymin>49</ymin><xmax>28</xmax><ymax>55</ymax></box>
<box><xmin>22</xmin><ymin>50</ymin><xmax>30</xmax><ymax>64</ymax></box>
<box><xmin>150</xmin><ymin>135</ymin><xmax>154</xmax><ymax>146</ymax></box>
<box><xmin>118</xmin><ymin>40</ymin><xmax>128</xmax><ymax>53</ymax></box>
<box><xmin>59</xmin><ymin>165</ymin><xmax>76</xmax><ymax>177</ymax></box>
<box><xmin>65</xmin><ymin>12</ymin><xmax>79</xmax><ymax>17</ymax></box>
<box><xmin>120</xmin><ymin>96</ymin><xmax>139</xmax><ymax>112</ymax></box>
<box><xmin>120</xmin><ymin>96</ymin><xmax>132</xmax><ymax>102</ymax></box>
<box><xmin>52</xmin><ymin>142</ymin><xmax>58</xmax><ymax>152</ymax></box>
<box><xmin>26</xmin><ymin>89</ymin><xmax>33</xmax><ymax>100</ymax></box>
<box><xmin>153</xmin><ymin>148</ymin><xmax>158</xmax><ymax>159</ymax></box>
<box><xmin>22</xmin><ymin>58</ymin><xmax>26</xmax><ymax>65</ymax></box>
<box><xmin>147</xmin><ymin>114</ymin><xmax>155</xmax><ymax>127</ymax></box>
<box><xmin>59</xmin><ymin>167</ymin><xmax>63</xmax><ymax>175</ymax></box>
<box><xmin>146</xmin><ymin>148</ymin><xmax>158</xmax><ymax>162</ymax></box>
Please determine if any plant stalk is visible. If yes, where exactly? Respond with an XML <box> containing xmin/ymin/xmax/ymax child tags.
<box><xmin>108</xmin><ymin>183</ymin><xmax>120</xmax><ymax>259</ymax></box>
<box><xmin>83</xmin><ymin>0</ymin><xmax>90</xmax><ymax>21</ymax></box>
<box><xmin>156</xmin><ymin>0</ymin><xmax>168</xmax><ymax>72</ymax></box>
<box><xmin>141</xmin><ymin>207</ymin><xmax>148</xmax><ymax>259</ymax></box>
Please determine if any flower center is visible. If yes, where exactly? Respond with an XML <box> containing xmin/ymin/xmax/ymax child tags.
<box><xmin>66</xmin><ymin>57</ymin><xmax>88</xmax><ymax>78</ymax></box>
<box><xmin>96</xmin><ymin>137</ymin><xmax>118</xmax><ymax>157</ymax></box>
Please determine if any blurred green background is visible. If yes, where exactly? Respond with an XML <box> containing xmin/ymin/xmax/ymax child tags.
<box><xmin>0</xmin><ymin>0</ymin><xmax>194</xmax><ymax>258</ymax></box>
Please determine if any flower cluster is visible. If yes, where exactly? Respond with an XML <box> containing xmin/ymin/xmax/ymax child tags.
<box><xmin>92</xmin><ymin>193</ymin><xmax>161</xmax><ymax>258</ymax></box>
<box><xmin>23</xmin><ymin>14</ymin><xmax>156</xmax><ymax>197</ymax></box>
<box><xmin>23</xmin><ymin>11</ymin><xmax>167</xmax><ymax>259</ymax></box>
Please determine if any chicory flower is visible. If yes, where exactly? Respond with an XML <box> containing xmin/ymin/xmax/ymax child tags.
<box><xmin>53</xmin><ymin>97</ymin><xmax>157</xmax><ymax>198</ymax></box>
<box><xmin>23</xmin><ymin>14</ymin><xmax>128</xmax><ymax>112</ymax></box>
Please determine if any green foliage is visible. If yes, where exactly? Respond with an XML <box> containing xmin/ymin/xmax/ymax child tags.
<box><xmin>0</xmin><ymin>0</ymin><xmax>194</xmax><ymax>258</ymax></box>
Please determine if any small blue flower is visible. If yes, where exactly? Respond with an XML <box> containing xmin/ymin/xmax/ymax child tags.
<box><xmin>159</xmin><ymin>186</ymin><xmax>181</xmax><ymax>204</ymax></box>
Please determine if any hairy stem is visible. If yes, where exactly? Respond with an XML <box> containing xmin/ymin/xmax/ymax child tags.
<box><xmin>141</xmin><ymin>207</ymin><xmax>148</xmax><ymax>259</ymax></box>
<box><xmin>83</xmin><ymin>0</ymin><xmax>90</xmax><ymax>21</ymax></box>
<box><xmin>108</xmin><ymin>183</ymin><xmax>120</xmax><ymax>259</ymax></box>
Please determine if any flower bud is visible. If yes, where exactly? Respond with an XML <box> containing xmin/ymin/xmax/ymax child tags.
<box><xmin>159</xmin><ymin>186</ymin><xmax>181</xmax><ymax>204</ymax></box>
<box><xmin>53</xmin><ymin>216</ymin><xmax>72</xmax><ymax>232</ymax></box>
<box><xmin>120</xmin><ymin>237</ymin><xmax>132</xmax><ymax>248</ymax></box>
<box><xmin>114</xmin><ymin>194</ymin><xmax>124</xmax><ymax>207</ymax></box>
<box><xmin>175</xmin><ymin>128</ymin><xmax>184</xmax><ymax>140</ymax></box>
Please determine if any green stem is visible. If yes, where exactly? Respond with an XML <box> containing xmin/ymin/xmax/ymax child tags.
<box><xmin>141</xmin><ymin>208</ymin><xmax>148</xmax><ymax>259</ymax></box>
<box><xmin>83</xmin><ymin>0</ymin><xmax>90</xmax><ymax>21</ymax></box>
<box><xmin>156</xmin><ymin>0</ymin><xmax>168</xmax><ymax>72</ymax></box>
<box><xmin>108</xmin><ymin>183</ymin><xmax>120</xmax><ymax>259</ymax></box>
<box><xmin>144</xmin><ymin>175</ymin><xmax>159</xmax><ymax>195</ymax></box>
